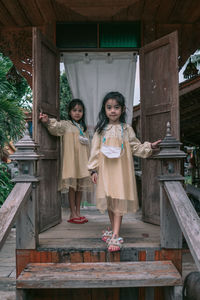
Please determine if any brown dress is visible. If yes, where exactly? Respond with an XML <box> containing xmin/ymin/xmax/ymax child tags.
<box><xmin>47</xmin><ymin>119</ymin><xmax>92</xmax><ymax>192</ymax></box>
<box><xmin>88</xmin><ymin>123</ymin><xmax>152</xmax><ymax>216</ymax></box>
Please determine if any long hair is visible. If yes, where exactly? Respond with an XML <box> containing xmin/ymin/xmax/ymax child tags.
<box><xmin>95</xmin><ymin>91</ymin><xmax>127</xmax><ymax>134</ymax></box>
<box><xmin>67</xmin><ymin>98</ymin><xmax>87</xmax><ymax>132</ymax></box>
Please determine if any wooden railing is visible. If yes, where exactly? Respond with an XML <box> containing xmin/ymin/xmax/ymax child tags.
<box><xmin>0</xmin><ymin>182</ymin><xmax>38</xmax><ymax>250</ymax></box>
<box><xmin>161</xmin><ymin>180</ymin><xmax>200</xmax><ymax>271</ymax></box>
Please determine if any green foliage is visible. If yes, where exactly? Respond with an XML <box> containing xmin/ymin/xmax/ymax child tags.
<box><xmin>0</xmin><ymin>53</ymin><xmax>32</xmax><ymax>111</ymax></box>
<box><xmin>0</xmin><ymin>96</ymin><xmax>25</xmax><ymax>148</ymax></box>
<box><xmin>0</xmin><ymin>53</ymin><xmax>33</xmax><ymax>148</ymax></box>
<box><xmin>59</xmin><ymin>71</ymin><xmax>72</xmax><ymax>120</ymax></box>
<box><xmin>0</xmin><ymin>163</ymin><xmax>14</xmax><ymax>207</ymax></box>
<box><xmin>183</xmin><ymin>50</ymin><xmax>200</xmax><ymax>79</ymax></box>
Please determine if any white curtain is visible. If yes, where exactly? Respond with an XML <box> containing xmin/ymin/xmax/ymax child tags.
<box><xmin>63</xmin><ymin>52</ymin><xmax>137</xmax><ymax>133</ymax></box>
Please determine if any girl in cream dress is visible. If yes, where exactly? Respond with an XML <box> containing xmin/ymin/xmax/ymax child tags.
<box><xmin>88</xmin><ymin>92</ymin><xmax>161</xmax><ymax>252</ymax></box>
<box><xmin>40</xmin><ymin>99</ymin><xmax>92</xmax><ymax>224</ymax></box>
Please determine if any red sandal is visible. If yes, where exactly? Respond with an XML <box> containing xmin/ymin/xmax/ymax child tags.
<box><xmin>67</xmin><ymin>217</ymin><xmax>86</xmax><ymax>224</ymax></box>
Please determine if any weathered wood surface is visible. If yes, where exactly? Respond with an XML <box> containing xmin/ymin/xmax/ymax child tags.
<box><xmin>0</xmin><ymin>183</ymin><xmax>32</xmax><ymax>250</ymax></box>
<box><xmin>164</xmin><ymin>181</ymin><xmax>200</xmax><ymax>271</ymax></box>
<box><xmin>33</xmin><ymin>27</ymin><xmax>61</xmax><ymax>233</ymax></box>
<box><xmin>1</xmin><ymin>1</ymin><xmax>200</xmax><ymax>26</ymax></box>
<box><xmin>17</xmin><ymin>261</ymin><xmax>181</xmax><ymax>289</ymax></box>
<box><xmin>16</xmin><ymin>188</ymin><xmax>38</xmax><ymax>249</ymax></box>
<box><xmin>140</xmin><ymin>31</ymin><xmax>179</xmax><ymax>225</ymax></box>
<box><xmin>160</xmin><ymin>184</ymin><xmax>182</xmax><ymax>249</ymax></box>
<box><xmin>39</xmin><ymin>209</ymin><xmax>160</xmax><ymax>250</ymax></box>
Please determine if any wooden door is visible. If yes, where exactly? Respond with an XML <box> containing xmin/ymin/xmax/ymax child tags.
<box><xmin>33</xmin><ymin>28</ymin><xmax>61</xmax><ymax>233</ymax></box>
<box><xmin>140</xmin><ymin>31</ymin><xmax>179</xmax><ymax>225</ymax></box>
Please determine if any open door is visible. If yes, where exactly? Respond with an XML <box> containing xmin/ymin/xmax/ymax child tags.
<box><xmin>140</xmin><ymin>31</ymin><xmax>179</xmax><ymax>225</ymax></box>
<box><xmin>33</xmin><ymin>28</ymin><xmax>61</xmax><ymax>233</ymax></box>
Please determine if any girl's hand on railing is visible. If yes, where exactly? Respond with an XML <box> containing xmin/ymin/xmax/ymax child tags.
<box><xmin>39</xmin><ymin>113</ymin><xmax>49</xmax><ymax>123</ymax></box>
<box><xmin>151</xmin><ymin>140</ymin><xmax>162</xmax><ymax>149</ymax></box>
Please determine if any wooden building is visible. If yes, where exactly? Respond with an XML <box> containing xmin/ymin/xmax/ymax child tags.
<box><xmin>1</xmin><ymin>1</ymin><xmax>200</xmax><ymax>299</ymax></box>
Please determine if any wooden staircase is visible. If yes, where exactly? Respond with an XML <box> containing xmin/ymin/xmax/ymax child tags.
<box><xmin>16</xmin><ymin>260</ymin><xmax>182</xmax><ymax>299</ymax></box>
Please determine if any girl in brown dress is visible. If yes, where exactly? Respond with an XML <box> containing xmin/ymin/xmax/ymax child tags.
<box><xmin>88</xmin><ymin>92</ymin><xmax>161</xmax><ymax>252</ymax></box>
<box><xmin>40</xmin><ymin>99</ymin><xmax>92</xmax><ymax>224</ymax></box>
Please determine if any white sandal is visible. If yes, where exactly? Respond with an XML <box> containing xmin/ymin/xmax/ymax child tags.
<box><xmin>101</xmin><ymin>229</ymin><xmax>113</xmax><ymax>242</ymax></box>
<box><xmin>107</xmin><ymin>236</ymin><xmax>123</xmax><ymax>252</ymax></box>
<box><xmin>106</xmin><ymin>236</ymin><xmax>124</xmax><ymax>244</ymax></box>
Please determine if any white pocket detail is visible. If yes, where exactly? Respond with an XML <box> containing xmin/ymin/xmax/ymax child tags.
<box><xmin>79</xmin><ymin>136</ymin><xmax>89</xmax><ymax>145</ymax></box>
<box><xmin>101</xmin><ymin>144</ymin><xmax>121</xmax><ymax>159</ymax></box>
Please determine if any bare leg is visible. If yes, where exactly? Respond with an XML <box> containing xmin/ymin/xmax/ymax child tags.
<box><xmin>112</xmin><ymin>214</ymin><xmax>122</xmax><ymax>238</ymax></box>
<box><xmin>108</xmin><ymin>214</ymin><xmax>123</xmax><ymax>252</ymax></box>
<box><xmin>68</xmin><ymin>187</ymin><xmax>79</xmax><ymax>219</ymax></box>
<box><xmin>108</xmin><ymin>209</ymin><xmax>114</xmax><ymax>230</ymax></box>
<box><xmin>75</xmin><ymin>191</ymin><xmax>82</xmax><ymax>217</ymax></box>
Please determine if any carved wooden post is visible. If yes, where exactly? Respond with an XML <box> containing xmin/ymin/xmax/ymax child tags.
<box><xmin>10</xmin><ymin>123</ymin><xmax>39</xmax><ymax>249</ymax></box>
<box><xmin>154</xmin><ymin>122</ymin><xmax>186</xmax><ymax>249</ymax></box>
<box><xmin>153</xmin><ymin>122</ymin><xmax>185</xmax><ymax>300</ymax></box>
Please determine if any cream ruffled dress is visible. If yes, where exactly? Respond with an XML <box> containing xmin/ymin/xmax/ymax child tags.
<box><xmin>88</xmin><ymin>123</ymin><xmax>152</xmax><ymax>216</ymax></box>
<box><xmin>47</xmin><ymin>119</ymin><xmax>92</xmax><ymax>192</ymax></box>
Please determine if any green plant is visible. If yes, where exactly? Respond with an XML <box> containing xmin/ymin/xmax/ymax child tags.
<box><xmin>0</xmin><ymin>53</ymin><xmax>32</xmax><ymax>151</ymax></box>
<box><xmin>59</xmin><ymin>71</ymin><xmax>72</xmax><ymax>120</ymax></box>
<box><xmin>0</xmin><ymin>163</ymin><xmax>14</xmax><ymax>206</ymax></box>
<box><xmin>0</xmin><ymin>96</ymin><xmax>25</xmax><ymax>148</ymax></box>
<box><xmin>0</xmin><ymin>53</ymin><xmax>32</xmax><ymax>110</ymax></box>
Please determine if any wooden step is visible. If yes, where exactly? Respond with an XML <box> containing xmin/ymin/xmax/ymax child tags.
<box><xmin>17</xmin><ymin>261</ymin><xmax>182</xmax><ymax>289</ymax></box>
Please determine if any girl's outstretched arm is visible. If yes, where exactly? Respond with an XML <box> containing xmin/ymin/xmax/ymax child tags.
<box><xmin>43</xmin><ymin>118</ymin><xmax>67</xmax><ymax>136</ymax></box>
<box><xmin>39</xmin><ymin>113</ymin><xmax>49</xmax><ymax>123</ymax></box>
<box><xmin>151</xmin><ymin>140</ymin><xmax>162</xmax><ymax>149</ymax></box>
<box><xmin>128</xmin><ymin>125</ymin><xmax>152</xmax><ymax>158</ymax></box>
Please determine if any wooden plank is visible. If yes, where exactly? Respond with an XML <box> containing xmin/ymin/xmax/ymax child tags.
<box><xmin>0</xmin><ymin>1</ymin><xmax>16</xmax><ymax>26</ymax></box>
<box><xmin>58</xmin><ymin>0</ymin><xmax>137</xmax><ymax>7</ymax></box>
<box><xmin>92</xmin><ymin>288</ymin><xmax>120</xmax><ymax>300</ymax></box>
<box><xmin>142</xmin><ymin>0</ymin><xmax>160</xmax><ymax>21</ymax></box>
<box><xmin>16</xmin><ymin>261</ymin><xmax>182</xmax><ymax>289</ymax></box>
<box><xmin>155</xmin><ymin>0</ymin><xmax>176</xmax><ymax>23</ymax></box>
<box><xmin>164</xmin><ymin>181</ymin><xmax>200</xmax><ymax>271</ymax></box>
<box><xmin>139</xmin><ymin>250</ymin><xmax>146</xmax><ymax>299</ymax></box>
<box><xmin>33</xmin><ymin>27</ymin><xmax>61</xmax><ymax>233</ymax></box>
<box><xmin>0</xmin><ymin>183</ymin><xmax>32</xmax><ymax>250</ymax></box>
<box><xmin>16</xmin><ymin>188</ymin><xmax>38</xmax><ymax>250</ymax></box>
<box><xmin>168</xmin><ymin>0</ymin><xmax>200</xmax><ymax>23</ymax></box>
<box><xmin>16</xmin><ymin>250</ymin><xmax>31</xmax><ymax>278</ymax></box>
<box><xmin>1</xmin><ymin>0</ymin><xmax>31</xmax><ymax>26</ymax></box>
<box><xmin>114</xmin><ymin>0</ymin><xmax>144</xmax><ymax>22</ymax></box>
<box><xmin>158</xmin><ymin>250</ymin><xmax>182</xmax><ymax>274</ymax></box>
<box><xmin>35</xmin><ymin>0</ymin><xmax>56</xmax><ymax>22</ymax></box>
<box><xmin>17</xmin><ymin>0</ymin><xmax>44</xmax><ymax>25</ymax></box>
<box><xmin>160</xmin><ymin>185</ymin><xmax>182</xmax><ymax>249</ymax></box>
<box><xmin>140</xmin><ymin>31</ymin><xmax>179</xmax><ymax>225</ymax></box>
<box><xmin>179</xmin><ymin>79</ymin><xmax>200</xmax><ymax>96</ymax></box>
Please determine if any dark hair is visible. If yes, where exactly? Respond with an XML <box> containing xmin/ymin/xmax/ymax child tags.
<box><xmin>95</xmin><ymin>91</ymin><xmax>126</xmax><ymax>134</ymax></box>
<box><xmin>67</xmin><ymin>99</ymin><xmax>87</xmax><ymax>132</ymax></box>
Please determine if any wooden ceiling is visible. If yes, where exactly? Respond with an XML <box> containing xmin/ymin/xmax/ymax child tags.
<box><xmin>180</xmin><ymin>76</ymin><xmax>200</xmax><ymax>146</ymax></box>
<box><xmin>0</xmin><ymin>0</ymin><xmax>200</xmax><ymax>26</ymax></box>
<box><xmin>1</xmin><ymin>0</ymin><xmax>200</xmax><ymax>69</ymax></box>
